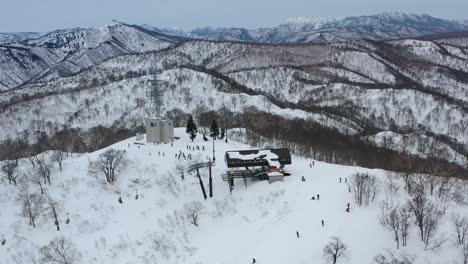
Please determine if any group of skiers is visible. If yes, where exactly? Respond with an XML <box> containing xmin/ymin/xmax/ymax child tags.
<box><xmin>186</xmin><ymin>145</ymin><xmax>205</xmax><ymax>151</ymax></box>
<box><xmin>176</xmin><ymin>151</ymin><xmax>192</xmax><ymax>160</ymax></box>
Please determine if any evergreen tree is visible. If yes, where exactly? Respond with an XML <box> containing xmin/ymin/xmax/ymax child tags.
<box><xmin>186</xmin><ymin>115</ymin><xmax>197</xmax><ymax>142</ymax></box>
<box><xmin>210</xmin><ymin>120</ymin><xmax>219</xmax><ymax>139</ymax></box>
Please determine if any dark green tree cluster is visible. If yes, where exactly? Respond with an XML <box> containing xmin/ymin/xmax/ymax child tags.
<box><xmin>186</xmin><ymin>115</ymin><xmax>197</xmax><ymax>142</ymax></box>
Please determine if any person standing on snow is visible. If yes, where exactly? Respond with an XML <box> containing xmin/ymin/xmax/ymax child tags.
<box><xmin>322</xmin><ymin>220</ymin><xmax>325</xmax><ymax>227</ymax></box>
<box><xmin>296</xmin><ymin>231</ymin><xmax>300</xmax><ymax>238</ymax></box>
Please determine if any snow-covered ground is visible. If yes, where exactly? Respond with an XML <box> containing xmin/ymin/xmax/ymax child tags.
<box><xmin>1</xmin><ymin>128</ymin><xmax>467</xmax><ymax>264</ymax></box>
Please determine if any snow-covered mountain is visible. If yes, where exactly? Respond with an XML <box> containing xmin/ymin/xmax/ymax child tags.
<box><xmin>0</xmin><ymin>32</ymin><xmax>42</xmax><ymax>44</ymax></box>
<box><xmin>146</xmin><ymin>12</ymin><xmax>468</xmax><ymax>43</ymax></box>
<box><xmin>0</xmin><ymin>22</ymin><xmax>176</xmax><ymax>91</ymax></box>
<box><xmin>0</xmin><ymin>34</ymin><xmax>467</xmax><ymax>171</ymax></box>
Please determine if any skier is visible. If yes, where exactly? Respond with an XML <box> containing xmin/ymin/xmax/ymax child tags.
<box><xmin>345</xmin><ymin>177</ymin><xmax>347</xmax><ymax>183</ymax></box>
<box><xmin>1</xmin><ymin>235</ymin><xmax>5</xmax><ymax>246</ymax></box>
<box><xmin>158</xmin><ymin>151</ymin><xmax>160</xmax><ymax>156</ymax></box>
<box><xmin>135</xmin><ymin>190</ymin><xmax>139</xmax><ymax>200</ymax></box>
<box><xmin>296</xmin><ymin>231</ymin><xmax>300</xmax><ymax>238</ymax></box>
<box><xmin>118</xmin><ymin>197</ymin><xmax>123</xmax><ymax>204</ymax></box>
<box><xmin>309</xmin><ymin>163</ymin><xmax>312</xmax><ymax>168</ymax></box>
<box><xmin>317</xmin><ymin>194</ymin><xmax>320</xmax><ymax>200</ymax></box>
<box><xmin>346</xmin><ymin>207</ymin><xmax>350</xmax><ymax>213</ymax></box>
<box><xmin>65</xmin><ymin>213</ymin><xmax>70</xmax><ymax>224</ymax></box>
<box><xmin>128</xmin><ymin>143</ymin><xmax>130</xmax><ymax>148</ymax></box>
<box><xmin>252</xmin><ymin>258</ymin><xmax>256</xmax><ymax>263</ymax></box>
<box><xmin>311</xmin><ymin>196</ymin><xmax>316</xmax><ymax>200</ymax></box>
<box><xmin>339</xmin><ymin>177</ymin><xmax>342</xmax><ymax>183</ymax></box>
<box><xmin>313</xmin><ymin>161</ymin><xmax>315</xmax><ymax>166</ymax></box>
<box><xmin>171</xmin><ymin>142</ymin><xmax>173</xmax><ymax>147</ymax></box>
<box><xmin>301</xmin><ymin>176</ymin><xmax>306</xmax><ymax>181</ymax></box>
<box><xmin>347</xmin><ymin>202</ymin><xmax>350</xmax><ymax>209</ymax></box>
<box><xmin>163</xmin><ymin>152</ymin><xmax>165</xmax><ymax>157</ymax></box>
<box><xmin>322</xmin><ymin>220</ymin><xmax>325</xmax><ymax>227</ymax></box>
<box><xmin>203</xmin><ymin>146</ymin><xmax>205</xmax><ymax>151</ymax></box>
<box><xmin>348</xmin><ymin>187</ymin><xmax>351</xmax><ymax>193</ymax></box>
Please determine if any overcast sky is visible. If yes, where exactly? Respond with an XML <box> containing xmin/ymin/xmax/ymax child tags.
<box><xmin>2</xmin><ymin>0</ymin><xmax>467</xmax><ymax>32</ymax></box>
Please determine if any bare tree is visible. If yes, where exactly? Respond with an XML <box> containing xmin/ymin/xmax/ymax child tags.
<box><xmin>452</xmin><ymin>213</ymin><xmax>468</xmax><ymax>247</ymax></box>
<box><xmin>462</xmin><ymin>242</ymin><xmax>468</xmax><ymax>264</ymax></box>
<box><xmin>45</xmin><ymin>193</ymin><xmax>63</xmax><ymax>231</ymax></box>
<box><xmin>350</xmin><ymin>173</ymin><xmax>379</xmax><ymax>207</ymax></box>
<box><xmin>183</xmin><ymin>201</ymin><xmax>206</xmax><ymax>226</ymax></box>
<box><xmin>36</xmin><ymin>156</ymin><xmax>53</xmax><ymax>186</ymax></box>
<box><xmin>323</xmin><ymin>237</ymin><xmax>349</xmax><ymax>264</ymax></box>
<box><xmin>399</xmin><ymin>204</ymin><xmax>412</xmax><ymax>248</ymax></box>
<box><xmin>152</xmin><ymin>234</ymin><xmax>176</xmax><ymax>259</ymax></box>
<box><xmin>1</xmin><ymin>160</ymin><xmax>19</xmax><ymax>186</ymax></box>
<box><xmin>380</xmin><ymin>206</ymin><xmax>401</xmax><ymax>249</ymax></box>
<box><xmin>88</xmin><ymin>149</ymin><xmax>127</xmax><ymax>184</ymax></box>
<box><xmin>408</xmin><ymin>185</ymin><xmax>445</xmax><ymax>246</ymax></box>
<box><xmin>40</xmin><ymin>237</ymin><xmax>81</xmax><ymax>264</ymax></box>
<box><xmin>437</xmin><ymin>176</ymin><xmax>454</xmax><ymax>200</ymax></box>
<box><xmin>155</xmin><ymin>172</ymin><xmax>181</xmax><ymax>196</ymax></box>
<box><xmin>28</xmin><ymin>169</ymin><xmax>45</xmax><ymax>195</ymax></box>
<box><xmin>18</xmin><ymin>184</ymin><xmax>45</xmax><ymax>228</ymax></box>
<box><xmin>382</xmin><ymin>173</ymin><xmax>400</xmax><ymax>211</ymax></box>
<box><xmin>379</xmin><ymin>203</ymin><xmax>411</xmax><ymax>249</ymax></box>
<box><xmin>51</xmin><ymin>150</ymin><xmax>65</xmax><ymax>172</ymax></box>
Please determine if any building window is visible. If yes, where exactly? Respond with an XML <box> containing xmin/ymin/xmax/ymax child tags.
<box><xmin>151</xmin><ymin>123</ymin><xmax>155</xmax><ymax>127</ymax></box>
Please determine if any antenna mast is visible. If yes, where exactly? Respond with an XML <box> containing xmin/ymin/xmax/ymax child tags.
<box><xmin>145</xmin><ymin>79</ymin><xmax>165</xmax><ymax>118</ymax></box>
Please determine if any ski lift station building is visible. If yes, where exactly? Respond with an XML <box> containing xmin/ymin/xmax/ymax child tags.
<box><xmin>145</xmin><ymin>118</ymin><xmax>174</xmax><ymax>144</ymax></box>
<box><xmin>223</xmin><ymin>148</ymin><xmax>292</xmax><ymax>184</ymax></box>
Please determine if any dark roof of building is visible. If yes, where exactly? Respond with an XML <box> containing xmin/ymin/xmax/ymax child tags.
<box><xmin>225</xmin><ymin>148</ymin><xmax>291</xmax><ymax>168</ymax></box>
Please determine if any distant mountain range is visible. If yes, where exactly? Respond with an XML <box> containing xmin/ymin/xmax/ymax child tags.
<box><xmin>1</xmin><ymin>12</ymin><xmax>467</xmax><ymax>45</ymax></box>
<box><xmin>142</xmin><ymin>12</ymin><xmax>468</xmax><ymax>43</ymax></box>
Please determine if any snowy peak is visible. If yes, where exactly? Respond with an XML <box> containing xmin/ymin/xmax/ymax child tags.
<box><xmin>282</xmin><ymin>12</ymin><xmax>466</xmax><ymax>32</ymax></box>
<box><xmin>145</xmin><ymin>13</ymin><xmax>468</xmax><ymax>44</ymax></box>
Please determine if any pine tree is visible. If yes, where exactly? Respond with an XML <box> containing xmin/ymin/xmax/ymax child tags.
<box><xmin>186</xmin><ymin>115</ymin><xmax>197</xmax><ymax>142</ymax></box>
<box><xmin>210</xmin><ymin>120</ymin><xmax>219</xmax><ymax>139</ymax></box>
